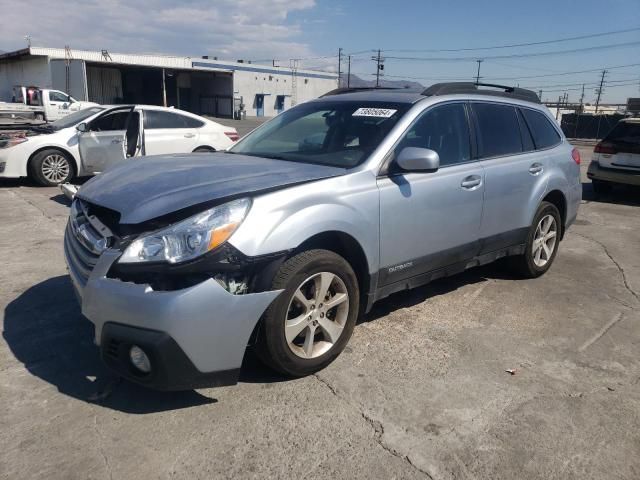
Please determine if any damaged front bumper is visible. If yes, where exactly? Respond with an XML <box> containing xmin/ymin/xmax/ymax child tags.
<box><xmin>68</xmin><ymin>249</ymin><xmax>282</xmax><ymax>390</ymax></box>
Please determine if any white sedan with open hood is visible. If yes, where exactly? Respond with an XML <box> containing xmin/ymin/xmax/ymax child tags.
<box><xmin>0</xmin><ymin>105</ymin><xmax>239</xmax><ymax>186</ymax></box>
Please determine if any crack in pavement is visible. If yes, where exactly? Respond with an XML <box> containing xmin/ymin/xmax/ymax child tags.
<box><xmin>578</xmin><ymin>312</ymin><xmax>625</xmax><ymax>352</ymax></box>
<box><xmin>6</xmin><ymin>189</ymin><xmax>58</xmax><ymax>223</ymax></box>
<box><xmin>313</xmin><ymin>374</ymin><xmax>435</xmax><ymax>479</ymax></box>
<box><xmin>93</xmin><ymin>415</ymin><xmax>114</xmax><ymax>480</ymax></box>
<box><xmin>571</xmin><ymin>231</ymin><xmax>639</xmax><ymax>304</ymax></box>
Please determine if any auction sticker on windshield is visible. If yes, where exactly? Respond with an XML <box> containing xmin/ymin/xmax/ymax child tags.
<box><xmin>352</xmin><ymin>107</ymin><xmax>397</xmax><ymax>118</ymax></box>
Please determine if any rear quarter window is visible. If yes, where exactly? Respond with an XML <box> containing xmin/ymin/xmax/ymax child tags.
<box><xmin>472</xmin><ymin>103</ymin><xmax>523</xmax><ymax>158</ymax></box>
<box><xmin>520</xmin><ymin>108</ymin><xmax>561</xmax><ymax>149</ymax></box>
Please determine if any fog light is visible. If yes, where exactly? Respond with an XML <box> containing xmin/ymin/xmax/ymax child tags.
<box><xmin>129</xmin><ymin>345</ymin><xmax>151</xmax><ymax>373</ymax></box>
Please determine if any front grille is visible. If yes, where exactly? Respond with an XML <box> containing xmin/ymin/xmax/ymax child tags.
<box><xmin>64</xmin><ymin>200</ymin><xmax>112</xmax><ymax>287</ymax></box>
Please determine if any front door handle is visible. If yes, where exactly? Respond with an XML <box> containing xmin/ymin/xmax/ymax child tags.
<box><xmin>184</xmin><ymin>133</ymin><xmax>196</xmax><ymax>138</ymax></box>
<box><xmin>111</xmin><ymin>138</ymin><xmax>123</xmax><ymax>144</ymax></box>
<box><xmin>529</xmin><ymin>163</ymin><xmax>544</xmax><ymax>175</ymax></box>
<box><xmin>461</xmin><ymin>175</ymin><xmax>482</xmax><ymax>190</ymax></box>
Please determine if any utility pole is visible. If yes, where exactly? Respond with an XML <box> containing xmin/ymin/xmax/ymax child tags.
<box><xmin>594</xmin><ymin>69</ymin><xmax>607</xmax><ymax>114</ymax></box>
<box><xmin>337</xmin><ymin>47</ymin><xmax>343</xmax><ymax>88</ymax></box>
<box><xmin>347</xmin><ymin>55</ymin><xmax>351</xmax><ymax>88</ymax></box>
<box><xmin>373</xmin><ymin>49</ymin><xmax>384</xmax><ymax>87</ymax></box>
<box><xmin>538</xmin><ymin>90</ymin><xmax>543</xmax><ymax>102</ymax></box>
<box><xmin>64</xmin><ymin>45</ymin><xmax>73</xmax><ymax>94</ymax></box>
<box><xmin>579</xmin><ymin>84</ymin><xmax>585</xmax><ymax>109</ymax></box>
<box><xmin>475</xmin><ymin>59</ymin><xmax>483</xmax><ymax>85</ymax></box>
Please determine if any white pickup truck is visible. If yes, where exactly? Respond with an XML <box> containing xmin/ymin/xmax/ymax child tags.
<box><xmin>0</xmin><ymin>86</ymin><xmax>98</xmax><ymax>125</ymax></box>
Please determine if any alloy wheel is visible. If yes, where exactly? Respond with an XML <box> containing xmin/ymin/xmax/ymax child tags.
<box><xmin>532</xmin><ymin>214</ymin><xmax>557</xmax><ymax>267</ymax></box>
<box><xmin>284</xmin><ymin>272</ymin><xmax>349</xmax><ymax>359</ymax></box>
<box><xmin>41</xmin><ymin>154</ymin><xmax>70</xmax><ymax>183</ymax></box>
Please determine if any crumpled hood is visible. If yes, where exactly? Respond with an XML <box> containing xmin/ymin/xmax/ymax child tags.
<box><xmin>77</xmin><ymin>153</ymin><xmax>346</xmax><ymax>224</ymax></box>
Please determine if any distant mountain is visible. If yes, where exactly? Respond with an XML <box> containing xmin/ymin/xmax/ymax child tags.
<box><xmin>342</xmin><ymin>74</ymin><xmax>424</xmax><ymax>91</ymax></box>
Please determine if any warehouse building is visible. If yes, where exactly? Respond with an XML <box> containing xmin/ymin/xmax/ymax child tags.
<box><xmin>0</xmin><ymin>47</ymin><xmax>338</xmax><ymax>118</ymax></box>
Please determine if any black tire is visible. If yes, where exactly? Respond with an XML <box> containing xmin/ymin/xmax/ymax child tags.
<box><xmin>592</xmin><ymin>179</ymin><xmax>612</xmax><ymax>196</ymax></box>
<box><xmin>193</xmin><ymin>146</ymin><xmax>215</xmax><ymax>153</ymax></box>
<box><xmin>508</xmin><ymin>201</ymin><xmax>562</xmax><ymax>278</ymax></box>
<box><xmin>255</xmin><ymin>249</ymin><xmax>360</xmax><ymax>377</ymax></box>
<box><xmin>30</xmin><ymin>149</ymin><xmax>75</xmax><ymax>186</ymax></box>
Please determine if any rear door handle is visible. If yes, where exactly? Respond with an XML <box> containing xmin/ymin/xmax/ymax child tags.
<box><xmin>529</xmin><ymin>163</ymin><xmax>543</xmax><ymax>175</ymax></box>
<box><xmin>184</xmin><ymin>133</ymin><xmax>196</xmax><ymax>138</ymax></box>
<box><xmin>461</xmin><ymin>175</ymin><xmax>482</xmax><ymax>190</ymax></box>
<box><xmin>111</xmin><ymin>138</ymin><xmax>123</xmax><ymax>144</ymax></box>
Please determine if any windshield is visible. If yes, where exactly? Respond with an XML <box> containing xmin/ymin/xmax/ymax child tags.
<box><xmin>51</xmin><ymin>107</ymin><xmax>104</xmax><ymax>130</ymax></box>
<box><xmin>230</xmin><ymin>100</ymin><xmax>411</xmax><ymax>168</ymax></box>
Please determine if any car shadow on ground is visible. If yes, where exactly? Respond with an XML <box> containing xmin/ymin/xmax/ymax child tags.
<box><xmin>3</xmin><ymin>275</ymin><xmax>218</xmax><ymax>414</ymax></box>
<box><xmin>581</xmin><ymin>182</ymin><xmax>640</xmax><ymax>207</ymax></box>
<box><xmin>363</xmin><ymin>261</ymin><xmax>516</xmax><ymax>323</ymax></box>
<box><xmin>3</xmin><ymin>263</ymin><xmax>522</xmax><ymax>411</ymax></box>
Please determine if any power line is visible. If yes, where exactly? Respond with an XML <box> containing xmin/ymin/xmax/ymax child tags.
<box><xmin>384</xmin><ymin>40</ymin><xmax>640</xmax><ymax>62</ymax></box>
<box><xmin>382</xmin><ymin>26</ymin><xmax>640</xmax><ymax>53</ymax></box>
<box><xmin>486</xmin><ymin>62</ymin><xmax>640</xmax><ymax>80</ymax></box>
<box><xmin>522</xmin><ymin>77</ymin><xmax>640</xmax><ymax>90</ymax></box>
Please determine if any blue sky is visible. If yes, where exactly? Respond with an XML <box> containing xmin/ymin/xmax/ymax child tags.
<box><xmin>3</xmin><ymin>0</ymin><xmax>639</xmax><ymax>103</ymax></box>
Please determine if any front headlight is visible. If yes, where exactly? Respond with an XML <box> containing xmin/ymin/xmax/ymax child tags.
<box><xmin>118</xmin><ymin>198</ymin><xmax>251</xmax><ymax>264</ymax></box>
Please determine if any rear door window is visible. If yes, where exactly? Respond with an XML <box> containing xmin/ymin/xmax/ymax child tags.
<box><xmin>144</xmin><ymin>110</ymin><xmax>204</xmax><ymax>129</ymax></box>
<box><xmin>520</xmin><ymin>108</ymin><xmax>561</xmax><ymax>149</ymax></box>
<box><xmin>472</xmin><ymin>103</ymin><xmax>523</xmax><ymax>158</ymax></box>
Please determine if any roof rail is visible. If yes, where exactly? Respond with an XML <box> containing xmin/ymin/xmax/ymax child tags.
<box><xmin>422</xmin><ymin>82</ymin><xmax>540</xmax><ymax>104</ymax></box>
<box><xmin>321</xmin><ymin>87</ymin><xmax>402</xmax><ymax>97</ymax></box>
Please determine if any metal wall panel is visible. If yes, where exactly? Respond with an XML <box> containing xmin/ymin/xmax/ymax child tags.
<box><xmin>50</xmin><ymin>59</ymin><xmax>88</xmax><ymax>100</ymax></box>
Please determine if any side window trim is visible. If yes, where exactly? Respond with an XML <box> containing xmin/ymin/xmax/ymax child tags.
<box><xmin>378</xmin><ymin>100</ymin><xmax>475</xmax><ymax>176</ymax></box>
<box><xmin>516</xmin><ymin>108</ymin><xmax>536</xmax><ymax>153</ymax></box>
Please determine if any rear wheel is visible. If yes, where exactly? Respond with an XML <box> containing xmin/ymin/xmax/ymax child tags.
<box><xmin>508</xmin><ymin>201</ymin><xmax>561</xmax><ymax>278</ymax></box>
<box><xmin>256</xmin><ymin>249</ymin><xmax>360</xmax><ymax>377</ymax></box>
<box><xmin>193</xmin><ymin>146</ymin><xmax>215</xmax><ymax>153</ymax></box>
<box><xmin>30</xmin><ymin>149</ymin><xmax>74</xmax><ymax>186</ymax></box>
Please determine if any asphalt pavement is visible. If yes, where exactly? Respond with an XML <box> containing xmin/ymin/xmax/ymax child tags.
<box><xmin>0</xmin><ymin>146</ymin><xmax>639</xmax><ymax>479</ymax></box>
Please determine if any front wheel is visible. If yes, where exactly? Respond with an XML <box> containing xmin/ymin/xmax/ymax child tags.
<box><xmin>508</xmin><ymin>201</ymin><xmax>561</xmax><ymax>278</ymax></box>
<box><xmin>256</xmin><ymin>249</ymin><xmax>360</xmax><ymax>377</ymax></box>
<box><xmin>30</xmin><ymin>149</ymin><xmax>74</xmax><ymax>186</ymax></box>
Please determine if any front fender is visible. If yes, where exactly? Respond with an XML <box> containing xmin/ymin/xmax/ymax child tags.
<box><xmin>229</xmin><ymin>172</ymin><xmax>380</xmax><ymax>274</ymax></box>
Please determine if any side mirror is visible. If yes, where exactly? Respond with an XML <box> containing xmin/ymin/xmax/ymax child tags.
<box><xmin>76</xmin><ymin>122</ymin><xmax>88</xmax><ymax>133</ymax></box>
<box><xmin>396</xmin><ymin>147</ymin><xmax>440</xmax><ymax>172</ymax></box>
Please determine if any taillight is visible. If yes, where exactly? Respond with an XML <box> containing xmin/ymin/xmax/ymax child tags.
<box><xmin>571</xmin><ymin>147</ymin><xmax>581</xmax><ymax>165</ymax></box>
<box><xmin>224</xmin><ymin>131</ymin><xmax>239</xmax><ymax>142</ymax></box>
<box><xmin>594</xmin><ymin>142</ymin><xmax>616</xmax><ymax>154</ymax></box>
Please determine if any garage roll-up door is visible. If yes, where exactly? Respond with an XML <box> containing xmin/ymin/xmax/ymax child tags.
<box><xmin>87</xmin><ymin>66</ymin><xmax>123</xmax><ymax>104</ymax></box>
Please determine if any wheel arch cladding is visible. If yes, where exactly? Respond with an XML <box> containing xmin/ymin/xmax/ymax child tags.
<box><xmin>29</xmin><ymin>146</ymin><xmax>78</xmax><ymax>176</ymax></box>
<box><xmin>542</xmin><ymin>190</ymin><xmax>567</xmax><ymax>238</ymax></box>
<box><xmin>294</xmin><ymin>231</ymin><xmax>371</xmax><ymax>298</ymax></box>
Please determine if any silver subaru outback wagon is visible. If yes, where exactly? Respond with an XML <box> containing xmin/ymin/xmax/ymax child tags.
<box><xmin>64</xmin><ymin>83</ymin><xmax>581</xmax><ymax>390</ymax></box>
